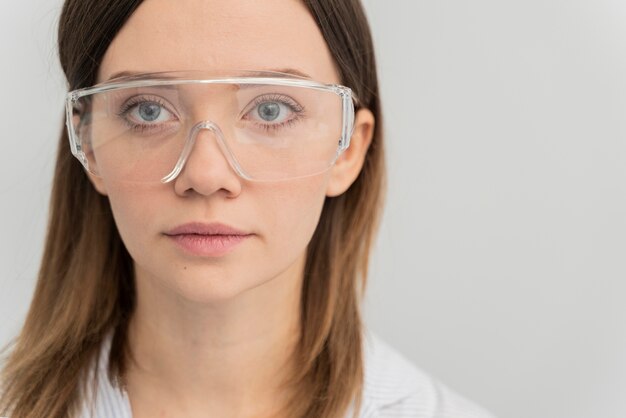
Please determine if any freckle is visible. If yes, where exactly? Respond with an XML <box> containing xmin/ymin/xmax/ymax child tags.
<box><xmin>183</xmin><ymin>266</ymin><xmax>187</xmax><ymax>270</ymax></box>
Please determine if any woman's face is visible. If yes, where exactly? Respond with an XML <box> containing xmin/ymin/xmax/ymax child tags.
<box><xmin>90</xmin><ymin>0</ymin><xmax>370</xmax><ymax>304</ymax></box>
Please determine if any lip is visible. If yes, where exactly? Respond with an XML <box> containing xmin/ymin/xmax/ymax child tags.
<box><xmin>164</xmin><ymin>222</ymin><xmax>252</xmax><ymax>257</ymax></box>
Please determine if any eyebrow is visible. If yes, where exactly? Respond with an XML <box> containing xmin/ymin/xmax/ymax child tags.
<box><xmin>106</xmin><ymin>68</ymin><xmax>313</xmax><ymax>81</ymax></box>
<box><xmin>263</xmin><ymin>68</ymin><xmax>313</xmax><ymax>79</ymax></box>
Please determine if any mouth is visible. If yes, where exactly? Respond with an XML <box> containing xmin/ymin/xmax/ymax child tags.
<box><xmin>164</xmin><ymin>222</ymin><xmax>253</xmax><ymax>257</ymax></box>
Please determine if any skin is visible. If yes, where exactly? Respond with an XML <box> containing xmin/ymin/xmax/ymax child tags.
<box><xmin>89</xmin><ymin>0</ymin><xmax>374</xmax><ymax>417</ymax></box>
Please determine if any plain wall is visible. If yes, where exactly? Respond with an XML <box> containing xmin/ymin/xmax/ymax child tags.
<box><xmin>1</xmin><ymin>1</ymin><xmax>625</xmax><ymax>418</ymax></box>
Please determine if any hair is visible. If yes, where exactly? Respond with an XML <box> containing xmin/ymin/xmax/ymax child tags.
<box><xmin>0</xmin><ymin>0</ymin><xmax>385</xmax><ymax>417</ymax></box>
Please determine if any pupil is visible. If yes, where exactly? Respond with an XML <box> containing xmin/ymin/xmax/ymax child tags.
<box><xmin>258</xmin><ymin>102</ymin><xmax>280</xmax><ymax>121</ymax></box>
<box><xmin>139</xmin><ymin>103</ymin><xmax>161</xmax><ymax>122</ymax></box>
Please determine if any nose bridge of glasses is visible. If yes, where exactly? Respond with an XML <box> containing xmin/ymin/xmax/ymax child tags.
<box><xmin>161</xmin><ymin>120</ymin><xmax>243</xmax><ymax>183</ymax></box>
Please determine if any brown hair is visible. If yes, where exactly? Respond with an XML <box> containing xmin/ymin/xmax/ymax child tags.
<box><xmin>0</xmin><ymin>1</ymin><xmax>385</xmax><ymax>417</ymax></box>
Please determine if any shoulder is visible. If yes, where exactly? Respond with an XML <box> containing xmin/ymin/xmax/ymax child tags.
<box><xmin>75</xmin><ymin>331</ymin><xmax>133</xmax><ymax>418</ymax></box>
<box><xmin>359</xmin><ymin>329</ymin><xmax>497</xmax><ymax>418</ymax></box>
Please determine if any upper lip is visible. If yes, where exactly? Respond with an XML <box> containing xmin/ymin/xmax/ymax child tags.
<box><xmin>165</xmin><ymin>222</ymin><xmax>251</xmax><ymax>236</ymax></box>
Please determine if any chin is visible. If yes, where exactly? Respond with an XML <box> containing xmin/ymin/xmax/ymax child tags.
<box><xmin>168</xmin><ymin>268</ymin><xmax>267</xmax><ymax>305</ymax></box>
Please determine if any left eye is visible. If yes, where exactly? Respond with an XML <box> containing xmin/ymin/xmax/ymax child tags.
<box><xmin>250</xmin><ymin>101</ymin><xmax>293</xmax><ymax>124</ymax></box>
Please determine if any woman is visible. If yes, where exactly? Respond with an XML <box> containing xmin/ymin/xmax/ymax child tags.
<box><xmin>0</xmin><ymin>0</ymin><xmax>496</xmax><ymax>417</ymax></box>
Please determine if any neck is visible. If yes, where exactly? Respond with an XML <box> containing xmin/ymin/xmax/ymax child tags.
<box><xmin>123</xmin><ymin>254</ymin><xmax>304</xmax><ymax>418</ymax></box>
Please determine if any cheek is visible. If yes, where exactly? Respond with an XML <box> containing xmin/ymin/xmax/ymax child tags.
<box><xmin>103</xmin><ymin>182</ymin><xmax>165</xmax><ymax>253</ymax></box>
<box><xmin>254</xmin><ymin>175</ymin><xmax>329</xmax><ymax>249</ymax></box>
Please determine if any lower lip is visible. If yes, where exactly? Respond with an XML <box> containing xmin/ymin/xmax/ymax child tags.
<box><xmin>166</xmin><ymin>234</ymin><xmax>251</xmax><ymax>257</ymax></box>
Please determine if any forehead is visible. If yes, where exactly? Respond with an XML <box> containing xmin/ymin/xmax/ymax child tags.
<box><xmin>98</xmin><ymin>0</ymin><xmax>339</xmax><ymax>84</ymax></box>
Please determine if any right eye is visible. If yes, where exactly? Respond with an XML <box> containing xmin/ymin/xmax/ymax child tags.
<box><xmin>117</xmin><ymin>95</ymin><xmax>179</xmax><ymax>132</ymax></box>
<box><xmin>123</xmin><ymin>100</ymin><xmax>176</xmax><ymax>124</ymax></box>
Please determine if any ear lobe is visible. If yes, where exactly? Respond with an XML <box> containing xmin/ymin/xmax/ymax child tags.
<box><xmin>86</xmin><ymin>171</ymin><xmax>109</xmax><ymax>196</ymax></box>
<box><xmin>325</xmin><ymin>108</ymin><xmax>375</xmax><ymax>197</ymax></box>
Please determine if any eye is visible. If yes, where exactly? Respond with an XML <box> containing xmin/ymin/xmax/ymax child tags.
<box><xmin>243</xmin><ymin>94</ymin><xmax>305</xmax><ymax>129</ymax></box>
<box><xmin>116</xmin><ymin>94</ymin><xmax>179</xmax><ymax>130</ymax></box>
<box><xmin>252</xmin><ymin>101</ymin><xmax>292</xmax><ymax>123</ymax></box>
<box><xmin>127</xmin><ymin>101</ymin><xmax>175</xmax><ymax>124</ymax></box>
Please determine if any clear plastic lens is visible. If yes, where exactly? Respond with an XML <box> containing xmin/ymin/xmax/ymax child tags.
<box><xmin>67</xmin><ymin>73</ymin><xmax>353</xmax><ymax>182</ymax></box>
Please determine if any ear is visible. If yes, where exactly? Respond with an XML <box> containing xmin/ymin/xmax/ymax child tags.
<box><xmin>325</xmin><ymin>108</ymin><xmax>375</xmax><ymax>197</ymax></box>
<box><xmin>86</xmin><ymin>171</ymin><xmax>109</xmax><ymax>196</ymax></box>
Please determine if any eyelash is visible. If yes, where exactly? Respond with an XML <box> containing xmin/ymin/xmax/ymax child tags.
<box><xmin>115</xmin><ymin>93</ymin><xmax>306</xmax><ymax>133</ymax></box>
<box><xmin>245</xmin><ymin>94</ymin><xmax>306</xmax><ymax>132</ymax></box>
<box><xmin>116</xmin><ymin>95</ymin><xmax>177</xmax><ymax>134</ymax></box>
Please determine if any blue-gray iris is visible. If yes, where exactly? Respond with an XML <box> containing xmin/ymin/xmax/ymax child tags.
<box><xmin>139</xmin><ymin>103</ymin><xmax>161</xmax><ymax>122</ymax></box>
<box><xmin>258</xmin><ymin>102</ymin><xmax>280</xmax><ymax>121</ymax></box>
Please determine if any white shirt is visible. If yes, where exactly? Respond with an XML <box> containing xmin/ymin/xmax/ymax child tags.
<box><xmin>78</xmin><ymin>330</ymin><xmax>496</xmax><ymax>418</ymax></box>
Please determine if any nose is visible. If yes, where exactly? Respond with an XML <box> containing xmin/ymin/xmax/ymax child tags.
<box><xmin>168</xmin><ymin>121</ymin><xmax>243</xmax><ymax>197</ymax></box>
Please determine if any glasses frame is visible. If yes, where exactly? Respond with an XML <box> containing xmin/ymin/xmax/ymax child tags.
<box><xmin>65</xmin><ymin>70</ymin><xmax>359</xmax><ymax>182</ymax></box>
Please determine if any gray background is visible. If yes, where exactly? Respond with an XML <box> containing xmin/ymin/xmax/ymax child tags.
<box><xmin>1</xmin><ymin>1</ymin><xmax>625</xmax><ymax>418</ymax></box>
